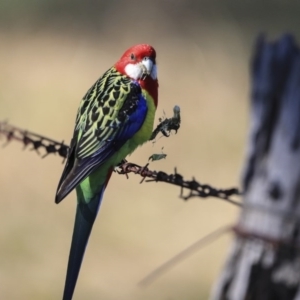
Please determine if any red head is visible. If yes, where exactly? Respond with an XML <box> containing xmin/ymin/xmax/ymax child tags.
<box><xmin>115</xmin><ymin>44</ymin><xmax>158</xmax><ymax>107</ymax></box>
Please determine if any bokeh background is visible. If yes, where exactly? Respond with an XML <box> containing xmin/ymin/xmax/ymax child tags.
<box><xmin>0</xmin><ymin>1</ymin><xmax>299</xmax><ymax>299</ymax></box>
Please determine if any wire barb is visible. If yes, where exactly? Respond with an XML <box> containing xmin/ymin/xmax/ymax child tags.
<box><xmin>150</xmin><ymin>105</ymin><xmax>181</xmax><ymax>140</ymax></box>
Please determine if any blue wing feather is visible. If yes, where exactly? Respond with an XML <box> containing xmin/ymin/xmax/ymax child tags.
<box><xmin>94</xmin><ymin>92</ymin><xmax>147</xmax><ymax>156</ymax></box>
<box><xmin>75</xmin><ymin>92</ymin><xmax>147</xmax><ymax>178</ymax></box>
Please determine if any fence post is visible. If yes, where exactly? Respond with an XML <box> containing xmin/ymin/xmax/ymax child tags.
<box><xmin>212</xmin><ymin>35</ymin><xmax>300</xmax><ymax>300</ymax></box>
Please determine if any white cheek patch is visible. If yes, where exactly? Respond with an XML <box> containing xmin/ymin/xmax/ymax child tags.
<box><xmin>124</xmin><ymin>64</ymin><xmax>143</xmax><ymax>80</ymax></box>
<box><xmin>150</xmin><ymin>64</ymin><xmax>157</xmax><ymax>80</ymax></box>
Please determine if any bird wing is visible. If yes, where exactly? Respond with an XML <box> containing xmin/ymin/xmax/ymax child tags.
<box><xmin>55</xmin><ymin>67</ymin><xmax>148</xmax><ymax>203</ymax></box>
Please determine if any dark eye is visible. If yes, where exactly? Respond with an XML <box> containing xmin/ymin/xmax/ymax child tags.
<box><xmin>130</xmin><ymin>53</ymin><xmax>136</xmax><ymax>60</ymax></box>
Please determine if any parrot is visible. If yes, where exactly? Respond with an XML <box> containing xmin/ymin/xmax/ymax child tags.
<box><xmin>55</xmin><ymin>44</ymin><xmax>158</xmax><ymax>300</ymax></box>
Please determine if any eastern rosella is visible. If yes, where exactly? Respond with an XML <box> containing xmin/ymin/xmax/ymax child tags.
<box><xmin>55</xmin><ymin>44</ymin><xmax>158</xmax><ymax>300</ymax></box>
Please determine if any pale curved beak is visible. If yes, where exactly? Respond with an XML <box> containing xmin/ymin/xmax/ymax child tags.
<box><xmin>141</xmin><ymin>57</ymin><xmax>154</xmax><ymax>76</ymax></box>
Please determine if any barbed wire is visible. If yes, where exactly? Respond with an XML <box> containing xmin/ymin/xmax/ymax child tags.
<box><xmin>0</xmin><ymin>117</ymin><xmax>242</xmax><ymax>206</ymax></box>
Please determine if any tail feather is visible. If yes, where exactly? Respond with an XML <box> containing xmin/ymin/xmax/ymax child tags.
<box><xmin>62</xmin><ymin>186</ymin><xmax>105</xmax><ymax>300</ymax></box>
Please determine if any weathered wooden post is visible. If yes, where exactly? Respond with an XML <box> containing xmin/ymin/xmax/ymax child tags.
<box><xmin>212</xmin><ymin>35</ymin><xmax>300</xmax><ymax>300</ymax></box>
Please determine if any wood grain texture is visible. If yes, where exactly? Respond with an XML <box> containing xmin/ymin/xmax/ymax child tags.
<box><xmin>213</xmin><ymin>35</ymin><xmax>300</xmax><ymax>300</ymax></box>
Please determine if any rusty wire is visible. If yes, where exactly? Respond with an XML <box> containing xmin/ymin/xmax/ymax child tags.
<box><xmin>0</xmin><ymin>120</ymin><xmax>241</xmax><ymax>206</ymax></box>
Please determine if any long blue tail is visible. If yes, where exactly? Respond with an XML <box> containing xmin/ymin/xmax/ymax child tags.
<box><xmin>62</xmin><ymin>187</ymin><xmax>104</xmax><ymax>300</ymax></box>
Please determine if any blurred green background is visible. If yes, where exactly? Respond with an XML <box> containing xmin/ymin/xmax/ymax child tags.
<box><xmin>0</xmin><ymin>1</ymin><xmax>299</xmax><ymax>299</ymax></box>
